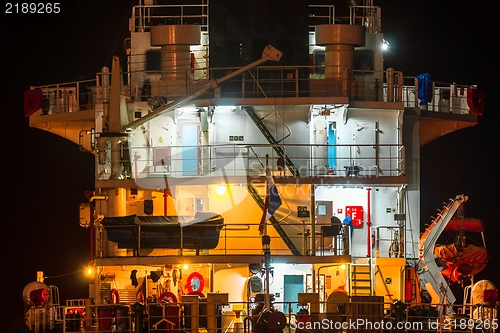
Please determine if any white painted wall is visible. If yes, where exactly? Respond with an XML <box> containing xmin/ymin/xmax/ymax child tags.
<box><xmin>315</xmin><ymin>186</ymin><xmax>399</xmax><ymax>258</ymax></box>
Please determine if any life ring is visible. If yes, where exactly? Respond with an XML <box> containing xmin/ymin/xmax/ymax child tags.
<box><xmin>188</xmin><ymin>290</ymin><xmax>205</xmax><ymax>298</ymax></box>
<box><xmin>67</xmin><ymin>308</ymin><xmax>84</xmax><ymax>316</ymax></box>
<box><xmin>159</xmin><ymin>291</ymin><xmax>178</xmax><ymax>303</ymax></box>
<box><xmin>67</xmin><ymin>307</ymin><xmax>86</xmax><ymax>326</ymax></box>
<box><xmin>110</xmin><ymin>289</ymin><xmax>120</xmax><ymax>304</ymax></box>
<box><xmin>186</xmin><ymin>272</ymin><xmax>205</xmax><ymax>294</ymax></box>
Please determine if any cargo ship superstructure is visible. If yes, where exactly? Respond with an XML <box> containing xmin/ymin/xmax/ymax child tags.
<box><xmin>22</xmin><ymin>1</ymin><xmax>496</xmax><ymax>332</ymax></box>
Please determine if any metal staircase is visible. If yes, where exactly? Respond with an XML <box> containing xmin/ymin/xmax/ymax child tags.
<box><xmin>245</xmin><ymin>184</ymin><xmax>300</xmax><ymax>255</ymax></box>
<box><xmin>244</xmin><ymin>106</ymin><xmax>298</xmax><ymax>176</ymax></box>
<box><xmin>350</xmin><ymin>262</ymin><xmax>373</xmax><ymax>296</ymax></box>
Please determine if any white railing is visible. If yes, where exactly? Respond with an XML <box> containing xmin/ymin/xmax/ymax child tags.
<box><xmin>402</xmin><ymin>76</ymin><xmax>472</xmax><ymax>115</ymax></box>
<box><xmin>31</xmin><ymin>67</ymin><xmax>475</xmax><ymax>117</ymax></box>
<box><xmin>94</xmin><ymin>143</ymin><xmax>405</xmax><ymax>181</ymax></box>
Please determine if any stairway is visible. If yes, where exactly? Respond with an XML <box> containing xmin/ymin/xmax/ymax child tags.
<box><xmin>245</xmin><ymin>184</ymin><xmax>300</xmax><ymax>255</ymax></box>
<box><xmin>350</xmin><ymin>262</ymin><xmax>372</xmax><ymax>296</ymax></box>
<box><xmin>244</xmin><ymin>106</ymin><xmax>298</xmax><ymax>176</ymax></box>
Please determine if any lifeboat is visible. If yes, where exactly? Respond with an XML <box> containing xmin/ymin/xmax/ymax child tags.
<box><xmin>434</xmin><ymin>218</ymin><xmax>489</xmax><ymax>282</ymax></box>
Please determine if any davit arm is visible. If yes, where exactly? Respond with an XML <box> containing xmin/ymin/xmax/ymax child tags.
<box><xmin>417</xmin><ymin>194</ymin><xmax>468</xmax><ymax>317</ymax></box>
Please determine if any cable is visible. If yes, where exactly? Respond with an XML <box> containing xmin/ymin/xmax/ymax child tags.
<box><xmin>103</xmin><ymin>0</ymin><xmax>135</xmax><ymax>68</ymax></box>
<box><xmin>44</xmin><ymin>270</ymin><xmax>81</xmax><ymax>279</ymax></box>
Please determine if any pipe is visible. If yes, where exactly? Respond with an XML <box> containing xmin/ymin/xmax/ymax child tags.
<box><xmin>164</xmin><ymin>190</ymin><xmax>168</xmax><ymax>216</ymax></box>
<box><xmin>310</xmin><ymin>185</ymin><xmax>316</xmax><ymax>256</ymax></box>
<box><xmin>85</xmin><ymin>193</ymin><xmax>108</xmax><ymax>261</ymax></box>
<box><xmin>318</xmin><ymin>264</ymin><xmax>344</xmax><ymax>300</ymax></box>
<box><xmin>366</xmin><ymin>188</ymin><xmax>372</xmax><ymax>257</ymax></box>
<box><xmin>387</xmin><ymin>68</ymin><xmax>394</xmax><ymax>102</ymax></box>
<box><xmin>244</xmin><ymin>317</ymin><xmax>253</xmax><ymax>333</ymax></box>
<box><xmin>85</xmin><ymin>191</ymin><xmax>96</xmax><ymax>262</ymax></box>
<box><xmin>134</xmin><ymin>152</ymin><xmax>140</xmax><ymax>181</ymax></box>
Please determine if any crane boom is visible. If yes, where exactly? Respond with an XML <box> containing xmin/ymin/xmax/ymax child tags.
<box><xmin>123</xmin><ymin>44</ymin><xmax>282</xmax><ymax>130</ymax></box>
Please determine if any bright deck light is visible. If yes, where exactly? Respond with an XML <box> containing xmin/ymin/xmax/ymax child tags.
<box><xmin>215</xmin><ymin>184</ymin><xmax>227</xmax><ymax>195</ymax></box>
<box><xmin>382</xmin><ymin>39</ymin><xmax>389</xmax><ymax>51</ymax></box>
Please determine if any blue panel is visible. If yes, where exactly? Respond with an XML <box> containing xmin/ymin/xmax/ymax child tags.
<box><xmin>328</xmin><ymin>125</ymin><xmax>336</xmax><ymax>170</ymax></box>
<box><xmin>182</xmin><ymin>125</ymin><xmax>198</xmax><ymax>176</ymax></box>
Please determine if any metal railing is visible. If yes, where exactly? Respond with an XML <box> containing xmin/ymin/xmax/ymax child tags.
<box><xmin>309</xmin><ymin>4</ymin><xmax>381</xmax><ymax>32</ymax></box>
<box><xmin>51</xmin><ymin>298</ymin><xmax>498</xmax><ymax>333</ymax></box>
<box><xmin>30</xmin><ymin>66</ymin><xmax>474</xmax><ymax>117</ymax></box>
<box><xmin>402</xmin><ymin>76</ymin><xmax>472</xmax><ymax>114</ymax></box>
<box><xmin>373</xmin><ymin>225</ymin><xmax>405</xmax><ymax>258</ymax></box>
<box><xmin>131</xmin><ymin>3</ymin><xmax>208</xmax><ymax>33</ymax></box>
<box><xmin>100</xmin><ymin>220</ymin><xmax>349</xmax><ymax>258</ymax></box>
<box><xmin>94</xmin><ymin>143</ymin><xmax>405</xmax><ymax>181</ymax></box>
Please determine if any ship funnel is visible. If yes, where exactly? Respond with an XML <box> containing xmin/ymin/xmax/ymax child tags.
<box><xmin>315</xmin><ymin>24</ymin><xmax>365</xmax><ymax>79</ymax></box>
<box><xmin>150</xmin><ymin>25</ymin><xmax>201</xmax><ymax>100</ymax></box>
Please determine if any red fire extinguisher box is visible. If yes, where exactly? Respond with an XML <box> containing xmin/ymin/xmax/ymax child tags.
<box><xmin>346</xmin><ymin>206</ymin><xmax>364</xmax><ymax>227</ymax></box>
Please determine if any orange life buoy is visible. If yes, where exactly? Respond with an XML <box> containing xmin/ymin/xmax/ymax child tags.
<box><xmin>110</xmin><ymin>289</ymin><xmax>120</xmax><ymax>304</ymax></box>
<box><xmin>67</xmin><ymin>308</ymin><xmax>84</xmax><ymax>316</ymax></box>
<box><xmin>67</xmin><ymin>307</ymin><xmax>86</xmax><ymax>327</ymax></box>
<box><xmin>159</xmin><ymin>291</ymin><xmax>178</xmax><ymax>303</ymax></box>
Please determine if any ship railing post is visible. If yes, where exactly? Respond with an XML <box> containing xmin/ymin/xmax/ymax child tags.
<box><xmin>207</xmin><ymin>293</ymin><xmax>229</xmax><ymax>333</ymax></box>
<box><xmin>182</xmin><ymin>295</ymin><xmax>200</xmax><ymax>333</ymax></box>
<box><xmin>311</xmin><ymin>184</ymin><xmax>316</xmax><ymax>256</ymax></box>
<box><xmin>387</xmin><ymin>68</ymin><xmax>394</xmax><ymax>102</ymax></box>
<box><xmin>295</xmin><ymin>67</ymin><xmax>299</xmax><ymax>97</ymax></box>
<box><xmin>342</xmin><ymin>67</ymin><xmax>348</xmax><ymax>97</ymax></box>
<box><xmin>75</xmin><ymin>81</ymin><xmax>80</xmax><ymax>112</ymax></box>
<box><xmin>397</xmin><ymin>71</ymin><xmax>403</xmax><ymax>103</ymax></box>
<box><xmin>431</xmin><ymin>81</ymin><xmax>436</xmax><ymax>111</ymax></box>
<box><xmin>55</xmin><ymin>84</ymin><xmax>60</xmax><ymax>114</ymax></box>
<box><xmin>414</xmin><ymin>76</ymin><xmax>419</xmax><ymax>107</ymax></box>
<box><xmin>180</xmin><ymin>224</ymin><xmax>184</xmax><ymax>256</ymax></box>
<box><xmin>137</xmin><ymin>224</ymin><xmax>141</xmax><ymax>256</ymax></box>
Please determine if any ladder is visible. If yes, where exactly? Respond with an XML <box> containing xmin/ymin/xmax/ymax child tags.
<box><xmin>244</xmin><ymin>106</ymin><xmax>298</xmax><ymax>176</ymax></box>
<box><xmin>350</xmin><ymin>262</ymin><xmax>372</xmax><ymax>296</ymax></box>
<box><xmin>245</xmin><ymin>184</ymin><xmax>300</xmax><ymax>255</ymax></box>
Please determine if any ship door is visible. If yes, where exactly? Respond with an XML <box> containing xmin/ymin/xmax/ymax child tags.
<box><xmin>181</xmin><ymin>124</ymin><xmax>200</xmax><ymax>176</ymax></box>
<box><xmin>316</xmin><ymin>201</ymin><xmax>333</xmax><ymax>251</ymax></box>
<box><xmin>284</xmin><ymin>275</ymin><xmax>304</xmax><ymax>314</ymax></box>
<box><xmin>313</xmin><ymin>118</ymin><xmax>328</xmax><ymax>175</ymax></box>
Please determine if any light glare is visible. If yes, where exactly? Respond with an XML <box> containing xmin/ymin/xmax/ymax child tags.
<box><xmin>382</xmin><ymin>39</ymin><xmax>389</xmax><ymax>51</ymax></box>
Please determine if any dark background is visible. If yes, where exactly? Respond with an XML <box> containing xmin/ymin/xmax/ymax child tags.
<box><xmin>1</xmin><ymin>1</ymin><xmax>498</xmax><ymax>330</ymax></box>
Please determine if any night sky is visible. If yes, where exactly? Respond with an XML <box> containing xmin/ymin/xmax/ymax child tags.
<box><xmin>1</xmin><ymin>1</ymin><xmax>498</xmax><ymax>330</ymax></box>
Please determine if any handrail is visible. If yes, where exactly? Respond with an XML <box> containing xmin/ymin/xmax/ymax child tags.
<box><xmin>52</xmin><ymin>298</ymin><xmax>494</xmax><ymax>332</ymax></box>
<box><xmin>131</xmin><ymin>3</ymin><xmax>208</xmax><ymax>33</ymax></box>
<box><xmin>101</xmin><ymin>220</ymin><xmax>343</xmax><ymax>258</ymax></box>
<box><xmin>246</xmin><ymin>70</ymin><xmax>292</xmax><ymax>144</ymax></box>
<box><xmin>114</xmin><ymin>142</ymin><xmax>406</xmax><ymax>182</ymax></box>
<box><xmin>245</xmin><ymin>146</ymin><xmax>265</xmax><ymax>169</ymax></box>
<box><xmin>30</xmin><ymin>66</ymin><xmax>475</xmax><ymax>118</ymax></box>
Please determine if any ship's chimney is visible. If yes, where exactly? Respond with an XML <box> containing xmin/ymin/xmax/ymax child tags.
<box><xmin>150</xmin><ymin>25</ymin><xmax>201</xmax><ymax>100</ymax></box>
<box><xmin>315</xmin><ymin>24</ymin><xmax>365</xmax><ymax>80</ymax></box>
